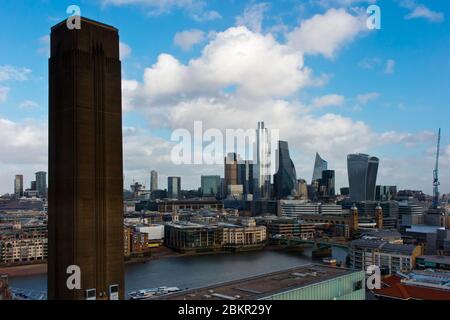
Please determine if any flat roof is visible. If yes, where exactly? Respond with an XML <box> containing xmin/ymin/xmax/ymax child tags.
<box><xmin>161</xmin><ymin>264</ymin><xmax>355</xmax><ymax>300</ymax></box>
<box><xmin>51</xmin><ymin>16</ymin><xmax>118</xmax><ymax>32</ymax></box>
<box><xmin>406</xmin><ymin>225</ymin><xmax>445</xmax><ymax>234</ymax></box>
<box><xmin>166</xmin><ymin>222</ymin><xmax>217</xmax><ymax>229</ymax></box>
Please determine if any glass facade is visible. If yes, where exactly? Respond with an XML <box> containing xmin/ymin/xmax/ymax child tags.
<box><xmin>201</xmin><ymin>175</ymin><xmax>221</xmax><ymax>196</ymax></box>
<box><xmin>150</xmin><ymin>170</ymin><xmax>158</xmax><ymax>191</ymax></box>
<box><xmin>347</xmin><ymin>153</ymin><xmax>379</xmax><ymax>202</ymax></box>
<box><xmin>261</xmin><ymin>271</ymin><xmax>366</xmax><ymax>300</ymax></box>
<box><xmin>168</xmin><ymin>177</ymin><xmax>181</xmax><ymax>199</ymax></box>
<box><xmin>320</xmin><ymin>170</ymin><xmax>335</xmax><ymax>197</ymax></box>
<box><xmin>35</xmin><ymin>171</ymin><xmax>47</xmax><ymax>197</ymax></box>
<box><xmin>237</xmin><ymin>160</ymin><xmax>254</xmax><ymax>197</ymax></box>
<box><xmin>255</xmin><ymin>121</ymin><xmax>271</xmax><ymax>199</ymax></box>
<box><xmin>312</xmin><ymin>152</ymin><xmax>328</xmax><ymax>183</ymax></box>
<box><xmin>367</xmin><ymin>157</ymin><xmax>379</xmax><ymax>201</ymax></box>
<box><xmin>274</xmin><ymin>141</ymin><xmax>297</xmax><ymax>199</ymax></box>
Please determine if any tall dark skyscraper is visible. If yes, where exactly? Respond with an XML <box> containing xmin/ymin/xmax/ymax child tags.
<box><xmin>201</xmin><ymin>175</ymin><xmax>221</xmax><ymax>196</ymax></box>
<box><xmin>320</xmin><ymin>170</ymin><xmax>335</xmax><ymax>198</ymax></box>
<box><xmin>347</xmin><ymin>153</ymin><xmax>379</xmax><ymax>202</ymax></box>
<box><xmin>312</xmin><ymin>152</ymin><xmax>328</xmax><ymax>183</ymax></box>
<box><xmin>150</xmin><ymin>170</ymin><xmax>158</xmax><ymax>191</ymax></box>
<box><xmin>237</xmin><ymin>160</ymin><xmax>254</xmax><ymax>197</ymax></box>
<box><xmin>35</xmin><ymin>171</ymin><xmax>47</xmax><ymax>197</ymax></box>
<box><xmin>14</xmin><ymin>175</ymin><xmax>23</xmax><ymax>198</ymax></box>
<box><xmin>48</xmin><ymin>17</ymin><xmax>124</xmax><ymax>300</ymax></box>
<box><xmin>367</xmin><ymin>157</ymin><xmax>379</xmax><ymax>201</ymax></box>
<box><xmin>274</xmin><ymin>141</ymin><xmax>297</xmax><ymax>199</ymax></box>
<box><xmin>168</xmin><ymin>177</ymin><xmax>181</xmax><ymax>199</ymax></box>
<box><xmin>224</xmin><ymin>152</ymin><xmax>239</xmax><ymax>195</ymax></box>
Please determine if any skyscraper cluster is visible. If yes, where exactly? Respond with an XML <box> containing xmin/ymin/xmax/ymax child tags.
<box><xmin>221</xmin><ymin>121</ymin><xmax>296</xmax><ymax>201</ymax></box>
<box><xmin>13</xmin><ymin>172</ymin><xmax>47</xmax><ymax>198</ymax></box>
<box><xmin>310</xmin><ymin>153</ymin><xmax>335</xmax><ymax>201</ymax></box>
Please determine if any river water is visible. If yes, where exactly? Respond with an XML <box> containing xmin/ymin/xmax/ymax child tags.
<box><xmin>8</xmin><ymin>247</ymin><xmax>348</xmax><ymax>297</ymax></box>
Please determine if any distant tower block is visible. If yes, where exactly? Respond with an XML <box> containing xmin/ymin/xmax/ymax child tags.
<box><xmin>48</xmin><ymin>17</ymin><xmax>124</xmax><ymax>300</ymax></box>
<box><xmin>375</xmin><ymin>203</ymin><xmax>384</xmax><ymax>230</ymax></box>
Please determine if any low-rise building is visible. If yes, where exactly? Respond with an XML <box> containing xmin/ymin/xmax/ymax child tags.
<box><xmin>124</xmin><ymin>227</ymin><xmax>132</xmax><ymax>257</ymax></box>
<box><xmin>136</xmin><ymin>224</ymin><xmax>164</xmax><ymax>247</ymax></box>
<box><xmin>164</xmin><ymin>222</ymin><xmax>221</xmax><ymax>253</ymax></box>
<box><xmin>219</xmin><ymin>219</ymin><xmax>266</xmax><ymax>249</ymax></box>
<box><xmin>278</xmin><ymin>201</ymin><xmax>343</xmax><ymax>216</ymax></box>
<box><xmin>162</xmin><ymin>264</ymin><xmax>366</xmax><ymax>301</ymax></box>
<box><xmin>348</xmin><ymin>239</ymin><xmax>422</xmax><ymax>275</ymax></box>
<box><xmin>132</xmin><ymin>231</ymin><xmax>150</xmax><ymax>256</ymax></box>
<box><xmin>416</xmin><ymin>255</ymin><xmax>450</xmax><ymax>271</ymax></box>
<box><xmin>372</xmin><ymin>270</ymin><xmax>450</xmax><ymax>300</ymax></box>
<box><xmin>267</xmin><ymin>220</ymin><xmax>300</xmax><ymax>238</ymax></box>
<box><xmin>0</xmin><ymin>230</ymin><xmax>48</xmax><ymax>264</ymax></box>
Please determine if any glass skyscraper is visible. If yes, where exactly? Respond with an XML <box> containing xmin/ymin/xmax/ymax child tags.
<box><xmin>150</xmin><ymin>170</ymin><xmax>158</xmax><ymax>191</ymax></box>
<box><xmin>201</xmin><ymin>175</ymin><xmax>221</xmax><ymax>197</ymax></box>
<box><xmin>274</xmin><ymin>141</ymin><xmax>297</xmax><ymax>199</ymax></box>
<box><xmin>14</xmin><ymin>174</ymin><xmax>23</xmax><ymax>198</ymax></box>
<box><xmin>224</xmin><ymin>152</ymin><xmax>239</xmax><ymax>196</ymax></box>
<box><xmin>168</xmin><ymin>176</ymin><xmax>181</xmax><ymax>199</ymax></box>
<box><xmin>255</xmin><ymin>121</ymin><xmax>271</xmax><ymax>199</ymax></box>
<box><xmin>237</xmin><ymin>160</ymin><xmax>254</xmax><ymax>197</ymax></box>
<box><xmin>347</xmin><ymin>154</ymin><xmax>379</xmax><ymax>202</ymax></box>
<box><xmin>367</xmin><ymin>157</ymin><xmax>379</xmax><ymax>201</ymax></box>
<box><xmin>320</xmin><ymin>170</ymin><xmax>335</xmax><ymax>197</ymax></box>
<box><xmin>312</xmin><ymin>152</ymin><xmax>328</xmax><ymax>183</ymax></box>
<box><xmin>35</xmin><ymin>171</ymin><xmax>47</xmax><ymax>197</ymax></box>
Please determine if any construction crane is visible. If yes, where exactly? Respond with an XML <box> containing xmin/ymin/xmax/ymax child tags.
<box><xmin>432</xmin><ymin>128</ymin><xmax>441</xmax><ymax>209</ymax></box>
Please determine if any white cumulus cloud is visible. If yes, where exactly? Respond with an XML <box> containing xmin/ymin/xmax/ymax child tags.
<box><xmin>119</xmin><ymin>42</ymin><xmax>132</xmax><ymax>59</ymax></box>
<box><xmin>287</xmin><ymin>8</ymin><xmax>368</xmax><ymax>58</ymax></box>
<box><xmin>312</xmin><ymin>94</ymin><xmax>345</xmax><ymax>108</ymax></box>
<box><xmin>173</xmin><ymin>29</ymin><xmax>206</xmax><ymax>51</ymax></box>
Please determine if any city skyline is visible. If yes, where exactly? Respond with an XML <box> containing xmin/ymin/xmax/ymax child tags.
<box><xmin>2</xmin><ymin>0</ymin><xmax>450</xmax><ymax>306</ymax></box>
<box><xmin>0</xmin><ymin>1</ymin><xmax>450</xmax><ymax>195</ymax></box>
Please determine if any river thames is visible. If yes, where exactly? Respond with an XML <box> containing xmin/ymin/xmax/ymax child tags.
<box><xmin>8</xmin><ymin>247</ymin><xmax>348</xmax><ymax>298</ymax></box>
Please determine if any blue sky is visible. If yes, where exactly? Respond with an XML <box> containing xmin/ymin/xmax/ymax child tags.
<box><xmin>0</xmin><ymin>0</ymin><xmax>449</xmax><ymax>194</ymax></box>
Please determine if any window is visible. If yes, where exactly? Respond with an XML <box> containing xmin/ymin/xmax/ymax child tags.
<box><xmin>353</xmin><ymin>280</ymin><xmax>363</xmax><ymax>291</ymax></box>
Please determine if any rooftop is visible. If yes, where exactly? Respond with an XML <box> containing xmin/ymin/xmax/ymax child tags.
<box><xmin>361</xmin><ymin>230</ymin><xmax>402</xmax><ymax>239</ymax></box>
<box><xmin>161</xmin><ymin>264</ymin><xmax>355</xmax><ymax>300</ymax></box>
<box><xmin>350</xmin><ymin>239</ymin><xmax>417</xmax><ymax>254</ymax></box>
<box><xmin>372</xmin><ymin>274</ymin><xmax>450</xmax><ymax>300</ymax></box>
<box><xmin>166</xmin><ymin>222</ymin><xmax>217</xmax><ymax>230</ymax></box>
<box><xmin>406</xmin><ymin>224</ymin><xmax>445</xmax><ymax>234</ymax></box>
<box><xmin>51</xmin><ymin>16</ymin><xmax>118</xmax><ymax>32</ymax></box>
